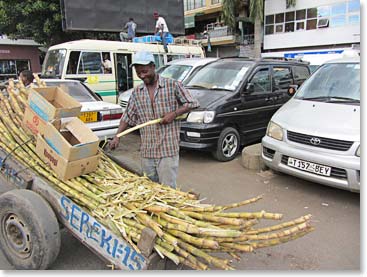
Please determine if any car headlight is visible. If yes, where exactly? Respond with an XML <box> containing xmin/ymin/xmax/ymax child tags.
<box><xmin>266</xmin><ymin>121</ymin><xmax>283</xmax><ymax>141</ymax></box>
<box><xmin>356</xmin><ymin>145</ymin><xmax>360</xmax><ymax>157</ymax></box>
<box><xmin>187</xmin><ymin>111</ymin><xmax>215</xmax><ymax>124</ymax></box>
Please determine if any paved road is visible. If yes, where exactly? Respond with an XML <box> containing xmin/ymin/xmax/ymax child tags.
<box><xmin>0</xmin><ymin>133</ymin><xmax>360</xmax><ymax>271</ymax></box>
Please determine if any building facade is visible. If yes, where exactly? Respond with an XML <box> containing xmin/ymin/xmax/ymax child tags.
<box><xmin>0</xmin><ymin>36</ymin><xmax>42</xmax><ymax>81</ymax></box>
<box><xmin>184</xmin><ymin>0</ymin><xmax>255</xmax><ymax>57</ymax></box>
<box><xmin>262</xmin><ymin>0</ymin><xmax>360</xmax><ymax>66</ymax></box>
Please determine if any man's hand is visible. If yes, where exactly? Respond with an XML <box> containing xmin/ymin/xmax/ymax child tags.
<box><xmin>109</xmin><ymin>136</ymin><xmax>120</xmax><ymax>150</ymax></box>
<box><xmin>160</xmin><ymin>111</ymin><xmax>176</xmax><ymax>124</ymax></box>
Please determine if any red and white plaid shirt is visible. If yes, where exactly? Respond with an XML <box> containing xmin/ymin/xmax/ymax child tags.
<box><xmin>122</xmin><ymin>75</ymin><xmax>199</xmax><ymax>158</ymax></box>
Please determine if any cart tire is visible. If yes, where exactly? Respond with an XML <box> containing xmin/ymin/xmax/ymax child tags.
<box><xmin>0</xmin><ymin>189</ymin><xmax>61</xmax><ymax>269</ymax></box>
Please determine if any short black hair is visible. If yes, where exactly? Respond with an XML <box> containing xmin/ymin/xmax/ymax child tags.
<box><xmin>20</xmin><ymin>70</ymin><xmax>34</xmax><ymax>83</ymax></box>
<box><xmin>129</xmin><ymin>18</ymin><xmax>133</xmax><ymax>21</ymax></box>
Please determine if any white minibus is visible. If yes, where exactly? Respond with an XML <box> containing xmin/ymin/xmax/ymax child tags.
<box><xmin>41</xmin><ymin>39</ymin><xmax>205</xmax><ymax>103</ymax></box>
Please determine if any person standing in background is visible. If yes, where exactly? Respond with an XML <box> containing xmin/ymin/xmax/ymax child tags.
<box><xmin>153</xmin><ymin>11</ymin><xmax>169</xmax><ymax>53</ymax></box>
<box><xmin>19</xmin><ymin>70</ymin><xmax>34</xmax><ymax>88</ymax></box>
<box><xmin>120</xmin><ymin>18</ymin><xmax>137</xmax><ymax>42</ymax></box>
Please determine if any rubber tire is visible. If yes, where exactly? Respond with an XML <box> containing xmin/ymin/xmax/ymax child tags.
<box><xmin>212</xmin><ymin>127</ymin><xmax>241</xmax><ymax>162</ymax></box>
<box><xmin>0</xmin><ymin>189</ymin><xmax>61</xmax><ymax>269</ymax></box>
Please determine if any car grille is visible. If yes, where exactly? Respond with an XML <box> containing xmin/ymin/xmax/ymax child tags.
<box><xmin>281</xmin><ymin>155</ymin><xmax>347</xmax><ymax>179</ymax></box>
<box><xmin>287</xmin><ymin>131</ymin><xmax>353</xmax><ymax>151</ymax></box>
<box><xmin>120</xmin><ymin>100</ymin><xmax>128</xmax><ymax>108</ymax></box>
<box><xmin>263</xmin><ymin>147</ymin><xmax>275</xmax><ymax>159</ymax></box>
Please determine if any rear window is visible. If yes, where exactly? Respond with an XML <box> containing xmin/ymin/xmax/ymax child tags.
<box><xmin>45</xmin><ymin>81</ymin><xmax>98</xmax><ymax>102</ymax></box>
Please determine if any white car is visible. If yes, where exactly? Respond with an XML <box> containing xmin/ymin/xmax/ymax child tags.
<box><xmin>261</xmin><ymin>57</ymin><xmax>360</xmax><ymax>192</ymax></box>
<box><xmin>118</xmin><ymin>57</ymin><xmax>218</xmax><ymax>111</ymax></box>
<box><xmin>41</xmin><ymin>79</ymin><xmax>123</xmax><ymax>142</ymax></box>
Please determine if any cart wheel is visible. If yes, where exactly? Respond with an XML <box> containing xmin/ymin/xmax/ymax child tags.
<box><xmin>0</xmin><ymin>189</ymin><xmax>61</xmax><ymax>269</ymax></box>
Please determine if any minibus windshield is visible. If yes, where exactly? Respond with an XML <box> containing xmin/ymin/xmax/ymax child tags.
<box><xmin>42</xmin><ymin>49</ymin><xmax>67</xmax><ymax>78</ymax></box>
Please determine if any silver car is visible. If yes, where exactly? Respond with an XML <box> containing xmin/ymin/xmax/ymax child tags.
<box><xmin>261</xmin><ymin>57</ymin><xmax>360</xmax><ymax>192</ymax></box>
<box><xmin>118</xmin><ymin>57</ymin><xmax>218</xmax><ymax>111</ymax></box>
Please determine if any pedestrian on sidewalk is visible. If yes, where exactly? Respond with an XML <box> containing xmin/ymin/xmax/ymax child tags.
<box><xmin>153</xmin><ymin>11</ymin><xmax>169</xmax><ymax>52</ymax></box>
<box><xmin>109</xmin><ymin>51</ymin><xmax>199</xmax><ymax>189</ymax></box>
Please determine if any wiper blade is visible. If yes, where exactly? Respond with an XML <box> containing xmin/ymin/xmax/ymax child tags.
<box><xmin>300</xmin><ymin>96</ymin><xmax>359</xmax><ymax>103</ymax></box>
<box><xmin>186</xmin><ymin>85</ymin><xmax>209</xmax><ymax>89</ymax></box>
<box><xmin>327</xmin><ymin>96</ymin><xmax>360</xmax><ymax>103</ymax></box>
<box><xmin>209</xmin><ymin>87</ymin><xmax>233</xmax><ymax>92</ymax></box>
<box><xmin>300</xmin><ymin>96</ymin><xmax>331</xmax><ymax>101</ymax></box>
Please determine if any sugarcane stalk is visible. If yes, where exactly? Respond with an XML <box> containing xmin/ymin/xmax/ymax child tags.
<box><xmin>168</xmin><ymin>229</ymin><xmax>219</xmax><ymax>249</ymax></box>
<box><xmin>182</xmin><ymin>211</ymin><xmax>245</xmax><ymax>226</ymax></box>
<box><xmin>210</xmin><ymin>210</ymin><xmax>283</xmax><ymax>220</ymax></box>
<box><xmin>116</xmin><ymin>114</ymin><xmax>187</xmax><ymax>139</ymax></box>
<box><xmin>245</xmin><ymin>214</ymin><xmax>312</xmax><ymax>235</ymax></box>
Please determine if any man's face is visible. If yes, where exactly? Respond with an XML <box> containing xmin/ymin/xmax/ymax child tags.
<box><xmin>135</xmin><ymin>64</ymin><xmax>156</xmax><ymax>85</ymax></box>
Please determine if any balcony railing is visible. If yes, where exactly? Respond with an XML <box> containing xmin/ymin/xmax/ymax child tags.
<box><xmin>242</xmin><ymin>34</ymin><xmax>254</xmax><ymax>45</ymax></box>
<box><xmin>206</xmin><ymin>23</ymin><xmax>234</xmax><ymax>38</ymax></box>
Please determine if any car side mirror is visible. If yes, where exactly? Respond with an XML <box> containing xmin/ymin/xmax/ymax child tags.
<box><xmin>287</xmin><ymin>85</ymin><xmax>299</xmax><ymax>96</ymax></box>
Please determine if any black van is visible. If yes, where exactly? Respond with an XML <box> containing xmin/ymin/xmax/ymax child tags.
<box><xmin>180</xmin><ymin>57</ymin><xmax>311</xmax><ymax>161</ymax></box>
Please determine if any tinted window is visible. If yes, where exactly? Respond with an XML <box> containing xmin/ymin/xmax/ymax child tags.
<box><xmin>249</xmin><ymin>68</ymin><xmax>271</xmax><ymax>94</ymax></box>
<box><xmin>272</xmin><ymin>67</ymin><xmax>292</xmax><ymax>91</ymax></box>
<box><xmin>292</xmin><ymin>66</ymin><xmax>310</xmax><ymax>81</ymax></box>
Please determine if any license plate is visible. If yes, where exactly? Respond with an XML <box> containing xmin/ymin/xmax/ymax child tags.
<box><xmin>287</xmin><ymin>157</ymin><xmax>331</xmax><ymax>176</ymax></box>
<box><xmin>79</xmin><ymin>112</ymin><xmax>97</xmax><ymax>123</ymax></box>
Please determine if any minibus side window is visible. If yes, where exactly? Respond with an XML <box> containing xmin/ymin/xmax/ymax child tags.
<box><xmin>67</xmin><ymin>51</ymin><xmax>80</xmax><ymax>74</ymax></box>
<box><xmin>153</xmin><ymin>54</ymin><xmax>164</xmax><ymax>69</ymax></box>
<box><xmin>78</xmin><ymin>52</ymin><xmax>103</xmax><ymax>74</ymax></box>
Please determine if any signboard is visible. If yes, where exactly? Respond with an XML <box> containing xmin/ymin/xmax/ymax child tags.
<box><xmin>184</xmin><ymin>15</ymin><xmax>195</xmax><ymax>29</ymax></box>
<box><xmin>60</xmin><ymin>0</ymin><xmax>185</xmax><ymax>35</ymax></box>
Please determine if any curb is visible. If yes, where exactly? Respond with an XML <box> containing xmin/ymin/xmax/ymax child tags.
<box><xmin>241</xmin><ymin>143</ymin><xmax>267</xmax><ymax>171</ymax></box>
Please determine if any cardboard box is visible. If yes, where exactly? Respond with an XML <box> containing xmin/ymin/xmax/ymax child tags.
<box><xmin>28</xmin><ymin>87</ymin><xmax>82</xmax><ymax>122</ymax></box>
<box><xmin>36</xmin><ymin>134</ymin><xmax>99</xmax><ymax>181</ymax></box>
<box><xmin>22</xmin><ymin>104</ymin><xmax>61</xmax><ymax>138</ymax></box>
<box><xmin>44</xmin><ymin>118</ymin><xmax>99</xmax><ymax>161</ymax></box>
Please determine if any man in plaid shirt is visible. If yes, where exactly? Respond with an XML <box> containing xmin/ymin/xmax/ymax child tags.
<box><xmin>109</xmin><ymin>51</ymin><xmax>199</xmax><ymax>189</ymax></box>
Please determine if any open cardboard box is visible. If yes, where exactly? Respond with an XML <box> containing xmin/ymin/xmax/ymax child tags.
<box><xmin>36</xmin><ymin>134</ymin><xmax>99</xmax><ymax>181</ymax></box>
<box><xmin>22</xmin><ymin>104</ymin><xmax>61</xmax><ymax>138</ymax></box>
<box><xmin>28</xmin><ymin>87</ymin><xmax>82</xmax><ymax>122</ymax></box>
<box><xmin>44</xmin><ymin>117</ymin><xmax>99</xmax><ymax>161</ymax></box>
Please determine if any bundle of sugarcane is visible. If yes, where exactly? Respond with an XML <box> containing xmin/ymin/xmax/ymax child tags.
<box><xmin>0</xmin><ymin>78</ymin><xmax>314</xmax><ymax>270</ymax></box>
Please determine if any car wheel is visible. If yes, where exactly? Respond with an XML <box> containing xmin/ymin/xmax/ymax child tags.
<box><xmin>0</xmin><ymin>189</ymin><xmax>61</xmax><ymax>269</ymax></box>
<box><xmin>212</xmin><ymin>127</ymin><xmax>240</xmax><ymax>162</ymax></box>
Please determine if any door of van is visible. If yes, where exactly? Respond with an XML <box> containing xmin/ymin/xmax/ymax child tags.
<box><xmin>271</xmin><ymin>65</ymin><xmax>294</xmax><ymax>107</ymax></box>
<box><xmin>239</xmin><ymin>66</ymin><xmax>275</xmax><ymax>143</ymax></box>
<box><xmin>115</xmin><ymin>53</ymin><xmax>133</xmax><ymax>93</ymax></box>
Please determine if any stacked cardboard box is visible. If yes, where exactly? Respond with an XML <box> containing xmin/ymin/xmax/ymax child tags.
<box><xmin>24</xmin><ymin>87</ymin><xmax>100</xmax><ymax>180</ymax></box>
